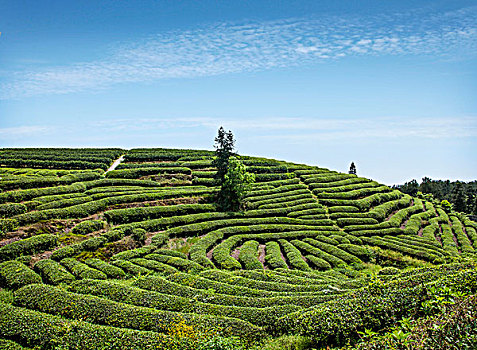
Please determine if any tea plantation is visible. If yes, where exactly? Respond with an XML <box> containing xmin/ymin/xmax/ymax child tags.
<box><xmin>0</xmin><ymin>148</ymin><xmax>476</xmax><ymax>349</ymax></box>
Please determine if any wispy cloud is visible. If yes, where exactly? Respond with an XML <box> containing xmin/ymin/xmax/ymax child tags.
<box><xmin>0</xmin><ymin>126</ymin><xmax>52</xmax><ymax>138</ymax></box>
<box><xmin>1</xmin><ymin>6</ymin><xmax>476</xmax><ymax>99</ymax></box>
<box><xmin>88</xmin><ymin>115</ymin><xmax>477</xmax><ymax>140</ymax></box>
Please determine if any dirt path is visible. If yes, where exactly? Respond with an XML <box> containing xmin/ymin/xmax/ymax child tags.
<box><xmin>105</xmin><ymin>155</ymin><xmax>125</xmax><ymax>173</ymax></box>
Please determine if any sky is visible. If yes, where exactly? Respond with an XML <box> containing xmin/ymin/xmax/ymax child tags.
<box><xmin>0</xmin><ymin>0</ymin><xmax>476</xmax><ymax>185</ymax></box>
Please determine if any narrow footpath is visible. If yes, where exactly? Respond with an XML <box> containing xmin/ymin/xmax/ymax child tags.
<box><xmin>105</xmin><ymin>155</ymin><xmax>125</xmax><ymax>174</ymax></box>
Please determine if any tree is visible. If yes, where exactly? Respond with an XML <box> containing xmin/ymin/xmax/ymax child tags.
<box><xmin>453</xmin><ymin>182</ymin><xmax>466</xmax><ymax>213</ymax></box>
<box><xmin>441</xmin><ymin>200</ymin><xmax>452</xmax><ymax>213</ymax></box>
<box><xmin>212</xmin><ymin>127</ymin><xmax>235</xmax><ymax>183</ymax></box>
<box><xmin>217</xmin><ymin>157</ymin><xmax>255</xmax><ymax>211</ymax></box>
<box><xmin>348</xmin><ymin>162</ymin><xmax>357</xmax><ymax>175</ymax></box>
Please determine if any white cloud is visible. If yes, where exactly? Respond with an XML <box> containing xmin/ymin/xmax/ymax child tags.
<box><xmin>86</xmin><ymin>115</ymin><xmax>477</xmax><ymax>141</ymax></box>
<box><xmin>0</xmin><ymin>126</ymin><xmax>52</xmax><ymax>138</ymax></box>
<box><xmin>1</xmin><ymin>6</ymin><xmax>476</xmax><ymax>99</ymax></box>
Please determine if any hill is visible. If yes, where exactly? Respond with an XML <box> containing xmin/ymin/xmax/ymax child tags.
<box><xmin>0</xmin><ymin>148</ymin><xmax>476</xmax><ymax>350</ymax></box>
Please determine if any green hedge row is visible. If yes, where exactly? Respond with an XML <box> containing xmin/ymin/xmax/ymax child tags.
<box><xmin>238</xmin><ymin>240</ymin><xmax>263</xmax><ymax>270</ymax></box>
<box><xmin>0</xmin><ymin>203</ymin><xmax>27</xmax><ymax>217</ymax></box>
<box><xmin>0</xmin><ymin>260</ymin><xmax>42</xmax><ymax>290</ymax></box>
<box><xmin>278</xmin><ymin>240</ymin><xmax>311</xmax><ymax>271</ymax></box>
<box><xmin>245</xmin><ymin>185</ymin><xmax>308</xmax><ymax>202</ymax></box>
<box><xmin>312</xmin><ymin>181</ymin><xmax>380</xmax><ymax>194</ymax></box>
<box><xmin>51</xmin><ymin>237</ymin><xmax>107</xmax><ymax>261</ymax></box>
<box><xmin>254</xmin><ymin>193</ymin><xmax>314</xmax><ymax>209</ymax></box>
<box><xmin>367</xmin><ymin>195</ymin><xmax>413</xmax><ymax>221</ymax></box>
<box><xmin>109</xmin><ymin>259</ymin><xmax>152</xmax><ymax>276</ymax></box>
<box><xmin>189</xmin><ymin>224</ymin><xmax>334</xmax><ymax>269</ymax></box>
<box><xmin>462</xmin><ymin>217</ymin><xmax>477</xmax><ymax>249</ymax></box>
<box><xmin>163</xmin><ymin>272</ymin><xmax>277</xmax><ymax>298</ymax></box>
<box><xmin>0</xmin><ymin>172</ymin><xmax>100</xmax><ymax>191</ymax></box>
<box><xmin>303</xmin><ymin>238</ymin><xmax>363</xmax><ymax>265</ymax></box>
<box><xmin>71</xmin><ymin>276</ymin><xmax>335</xmax><ymax>310</ymax></box>
<box><xmin>34</xmin><ymin>259</ymin><xmax>75</xmax><ymax>285</ymax></box>
<box><xmin>104</xmin><ymin>203</ymin><xmax>216</xmax><ymax>225</ymax></box>
<box><xmin>422</xmin><ymin>217</ymin><xmax>440</xmax><ymax>242</ymax></box>
<box><xmin>110</xmin><ymin>245</ymin><xmax>157</xmax><ymax>261</ymax></box>
<box><xmin>440</xmin><ymin>223</ymin><xmax>459</xmax><ymax>255</ymax></box>
<box><xmin>449</xmin><ymin>215</ymin><xmax>474</xmax><ymax>253</ymax></box>
<box><xmin>402</xmin><ymin>206</ymin><xmax>435</xmax><ymax>235</ymax></box>
<box><xmin>13</xmin><ymin>283</ymin><xmax>263</xmax><ymax>340</ymax></box>
<box><xmin>68</xmin><ymin>278</ymin><xmax>298</xmax><ymax>327</ymax></box>
<box><xmin>0</xmin><ymin>234</ymin><xmax>58</xmax><ymax>262</ymax></box>
<box><xmin>361</xmin><ymin>236</ymin><xmax>445</xmax><ymax>263</ymax></box>
<box><xmin>106</xmin><ymin>167</ymin><xmax>192</xmax><ymax>178</ymax></box>
<box><xmin>274</xmin><ymin>266</ymin><xmax>477</xmax><ymax>346</ymax></box>
<box><xmin>314</xmin><ymin>185</ymin><xmax>391</xmax><ymax>200</ymax></box>
<box><xmin>0</xmin><ymin>158</ymin><xmax>108</xmax><ymax>171</ymax></box>
<box><xmin>130</xmin><ymin>258</ymin><xmax>179</xmax><ymax>275</ymax></box>
<box><xmin>0</xmin><ymin>182</ymin><xmax>86</xmax><ymax>204</ymax></box>
<box><xmin>335</xmin><ymin>217</ymin><xmax>379</xmax><ymax>227</ymax></box>
<box><xmin>265</xmin><ymin>241</ymin><xmax>288</xmax><ymax>269</ymax></box>
<box><xmin>199</xmin><ymin>269</ymin><xmax>333</xmax><ymax>294</ymax></box>
<box><xmin>306</xmin><ymin>177</ymin><xmax>369</xmax><ymax>189</ymax></box>
<box><xmin>318</xmin><ymin>190</ymin><xmax>403</xmax><ymax>211</ymax></box>
<box><xmin>291</xmin><ymin>240</ymin><xmax>344</xmax><ymax>268</ymax></box>
<box><xmin>145</xmin><ymin>253</ymin><xmax>205</xmax><ymax>274</ymax></box>
<box><xmin>337</xmin><ymin>244</ymin><xmax>372</xmax><ymax>260</ymax></box>
<box><xmin>36</xmin><ymin>195</ymin><xmax>92</xmax><ymax>210</ymax></box>
<box><xmin>117</xmin><ymin>162</ymin><xmax>182</xmax><ymax>169</ymax></box>
<box><xmin>386</xmin><ymin>236</ymin><xmax>449</xmax><ymax>257</ymax></box>
<box><xmin>0</xmin><ymin>302</ymin><xmax>194</xmax><ymax>350</ymax></box>
<box><xmin>303</xmin><ymin>173</ymin><xmax>355</xmax><ymax>185</ymax></box>
<box><xmin>0</xmin><ymin>219</ymin><xmax>17</xmax><ymax>237</ymax></box>
<box><xmin>259</xmin><ymin>198</ymin><xmax>317</xmax><ymax>209</ymax></box>
<box><xmin>71</xmin><ymin>220</ymin><xmax>107</xmax><ymax>235</ymax></box>
<box><xmin>327</xmin><ymin>206</ymin><xmax>360</xmax><ymax>213</ymax></box>
<box><xmin>13</xmin><ymin>187</ymin><xmax>213</xmax><ymax>225</ymax></box>
<box><xmin>348</xmin><ymin>227</ymin><xmax>404</xmax><ymax>237</ymax></box>
<box><xmin>245</xmin><ymin>184</ymin><xmax>306</xmax><ymax>199</ymax></box>
<box><xmin>61</xmin><ymin>258</ymin><xmax>107</xmax><ymax>280</ymax></box>
<box><xmin>160</xmin><ymin>216</ymin><xmax>331</xmax><ymax>240</ymax></box>
<box><xmin>84</xmin><ymin>258</ymin><xmax>126</xmax><ymax>278</ymax></box>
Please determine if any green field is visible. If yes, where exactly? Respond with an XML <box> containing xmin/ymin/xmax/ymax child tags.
<box><xmin>0</xmin><ymin>148</ymin><xmax>476</xmax><ymax>350</ymax></box>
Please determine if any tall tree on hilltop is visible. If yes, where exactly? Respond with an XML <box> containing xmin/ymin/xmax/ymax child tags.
<box><xmin>212</xmin><ymin>126</ymin><xmax>235</xmax><ymax>183</ymax></box>
<box><xmin>218</xmin><ymin>156</ymin><xmax>255</xmax><ymax>211</ymax></box>
<box><xmin>349</xmin><ymin>162</ymin><xmax>357</xmax><ymax>175</ymax></box>
<box><xmin>212</xmin><ymin>127</ymin><xmax>254</xmax><ymax>211</ymax></box>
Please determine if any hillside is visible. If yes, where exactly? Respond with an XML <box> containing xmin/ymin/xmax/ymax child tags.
<box><xmin>0</xmin><ymin>148</ymin><xmax>476</xmax><ymax>350</ymax></box>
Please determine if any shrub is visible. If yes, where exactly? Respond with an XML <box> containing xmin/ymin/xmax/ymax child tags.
<box><xmin>71</xmin><ymin>220</ymin><xmax>106</xmax><ymax>235</ymax></box>
<box><xmin>279</xmin><ymin>240</ymin><xmax>311</xmax><ymax>271</ymax></box>
<box><xmin>0</xmin><ymin>203</ymin><xmax>27</xmax><ymax>217</ymax></box>
<box><xmin>0</xmin><ymin>219</ymin><xmax>18</xmax><ymax>237</ymax></box>
<box><xmin>34</xmin><ymin>259</ymin><xmax>75</xmax><ymax>285</ymax></box>
<box><xmin>265</xmin><ymin>241</ymin><xmax>288</xmax><ymax>269</ymax></box>
<box><xmin>84</xmin><ymin>258</ymin><xmax>126</xmax><ymax>278</ymax></box>
<box><xmin>14</xmin><ymin>283</ymin><xmax>263</xmax><ymax>340</ymax></box>
<box><xmin>0</xmin><ymin>234</ymin><xmax>58</xmax><ymax>262</ymax></box>
<box><xmin>61</xmin><ymin>258</ymin><xmax>107</xmax><ymax>280</ymax></box>
<box><xmin>0</xmin><ymin>260</ymin><xmax>42</xmax><ymax>290</ymax></box>
<box><xmin>50</xmin><ymin>236</ymin><xmax>107</xmax><ymax>261</ymax></box>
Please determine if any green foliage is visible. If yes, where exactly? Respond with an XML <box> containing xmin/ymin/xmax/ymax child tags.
<box><xmin>212</xmin><ymin>127</ymin><xmax>236</xmax><ymax>183</ymax></box>
<box><xmin>0</xmin><ymin>234</ymin><xmax>58</xmax><ymax>262</ymax></box>
<box><xmin>217</xmin><ymin>157</ymin><xmax>255</xmax><ymax>211</ymax></box>
<box><xmin>71</xmin><ymin>220</ymin><xmax>106</xmax><ymax>235</ymax></box>
<box><xmin>0</xmin><ymin>260</ymin><xmax>42</xmax><ymax>290</ymax></box>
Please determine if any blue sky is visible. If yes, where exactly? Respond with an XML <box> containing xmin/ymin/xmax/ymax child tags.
<box><xmin>0</xmin><ymin>0</ymin><xmax>476</xmax><ymax>184</ymax></box>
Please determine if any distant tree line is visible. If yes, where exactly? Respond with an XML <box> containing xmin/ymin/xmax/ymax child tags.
<box><xmin>393</xmin><ymin>177</ymin><xmax>477</xmax><ymax>215</ymax></box>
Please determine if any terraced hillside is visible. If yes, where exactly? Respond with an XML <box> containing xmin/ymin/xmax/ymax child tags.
<box><xmin>0</xmin><ymin>148</ymin><xmax>476</xmax><ymax>350</ymax></box>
